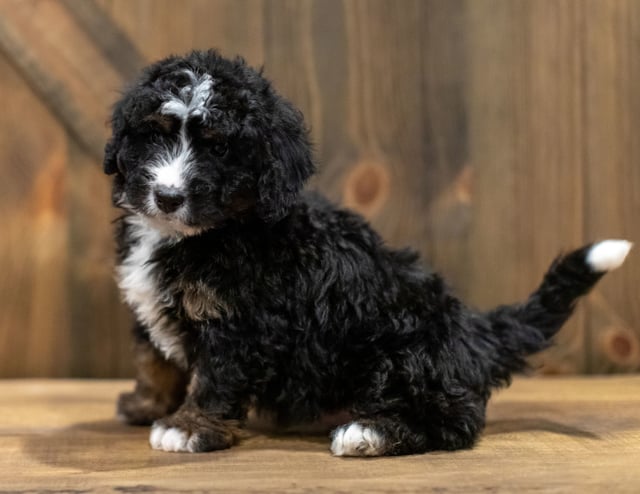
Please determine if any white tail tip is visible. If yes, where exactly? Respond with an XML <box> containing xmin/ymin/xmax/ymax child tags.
<box><xmin>586</xmin><ymin>240</ymin><xmax>633</xmax><ymax>272</ymax></box>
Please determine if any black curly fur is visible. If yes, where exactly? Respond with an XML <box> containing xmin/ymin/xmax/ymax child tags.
<box><xmin>106</xmin><ymin>50</ymin><xmax>619</xmax><ymax>456</ymax></box>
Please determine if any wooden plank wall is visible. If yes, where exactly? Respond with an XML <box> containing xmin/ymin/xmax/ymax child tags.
<box><xmin>0</xmin><ymin>0</ymin><xmax>637</xmax><ymax>377</ymax></box>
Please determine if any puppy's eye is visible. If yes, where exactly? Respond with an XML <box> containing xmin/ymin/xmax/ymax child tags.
<box><xmin>212</xmin><ymin>142</ymin><xmax>228</xmax><ymax>157</ymax></box>
<box><xmin>143</xmin><ymin>113</ymin><xmax>177</xmax><ymax>134</ymax></box>
<box><xmin>195</xmin><ymin>183</ymin><xmax>213</xmax><ymax>195</ymax></box>
<box><xmin>198</xmin><ymin>128</ymin><xmax>228</xmax><ymax>157</ymax></box>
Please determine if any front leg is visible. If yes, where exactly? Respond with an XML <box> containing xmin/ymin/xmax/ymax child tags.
<box><xmin>149</xmin><ymin>354</ymin><xmax>250</xmax><ymax>453</ymax></box>
<box><xmin>118</xmin><ymin>326</ymin><xmax>188</xmax><ymax>425</ymax></box>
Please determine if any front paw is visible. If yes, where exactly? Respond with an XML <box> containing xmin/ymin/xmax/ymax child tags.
<box><xmin>149</xmin><ymin>408</ymin><xmax>238</xmax><ymax>453</ymax></box>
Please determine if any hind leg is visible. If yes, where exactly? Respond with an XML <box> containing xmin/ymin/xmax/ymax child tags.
<box><xmin>331</xmin><ymin>392</ymin><xmax>487</xmax><ymax>457</ymax></box>
<box><xmin>330</xmin><ymin>417</ymin><xmax>416</xmax><ymax>456</ymax></box>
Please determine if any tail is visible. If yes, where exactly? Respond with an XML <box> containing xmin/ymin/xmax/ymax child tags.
<box><xmin>485</xmin><ymin>239</ymin><xmax>632</xmax><ymax>383</ymax></box>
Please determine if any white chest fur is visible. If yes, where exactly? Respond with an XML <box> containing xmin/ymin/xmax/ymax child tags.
<box><xmin>117</xmin><ymin>217</ymin><xmax>187</xmax><ymax>368</ymax></box>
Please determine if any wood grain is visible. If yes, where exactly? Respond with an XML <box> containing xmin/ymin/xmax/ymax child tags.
<box><xmin>418</xmin><ymin>0</ymin><xmax>472</xmax><ymax>291</ymax></box>
<box><xmin>0</xmin><ymin>0</ymin><xmax>638</xmax><ymax>376</ymax></box>
<box><xmin>582</xmin><ymin>0</ymin><xmax>640</xmax><ymax>373</ymax></box>
<box><xmin>0</xmin><ymin>0</ymin><xmax>136</xmax><ymax>376</ymax></box>
<box><xmin>465</xmin><ymin>0</ymin><xmax>632</xmax><ymax>374</ymax></box>
<box><xmin>1</xmin><ymin>377</ymin><xmax>639</xmax><ymax>492</ymax></box>
<box><xmin>0</xmin><ymin>0</ymin><xmax>126</xmax><ymax>160</ymax></box>
<box><xmin>66</xmin><ymin>141</ymin><xmax>133</xmax><ymax>378</ymax></box>
<box><xmin>98</xmin><ymin>0</ymin><xmax>265</xmax><ymax>67</ymax></box>
<box><xmin>0</xmin><ymin>52</ymin><xmax>71</xmax><ymax>377</ymax></box>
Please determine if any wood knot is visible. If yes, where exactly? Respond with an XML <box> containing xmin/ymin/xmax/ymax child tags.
<box><xmin>602</xmin><ymin>327</ymin><xmax>639</xmax><ymax>366</ymax></box>
<box><xmin>343</xmin><ymin>161</ymin><xmax>390</xmax><ymax>217</ymax></box>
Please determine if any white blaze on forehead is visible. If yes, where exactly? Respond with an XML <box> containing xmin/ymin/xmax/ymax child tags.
<box><xmin>151</xmin><ymin>70</ymin><xmax>213</xmax><ymax>191</ymax></box>
<box><xmin>160</xmin><ymin>70</ymin><xmax>214</xmax><ymax>121</ymax></box>
<box><xmin>145</xmin><ymin>70</ymin><xmax>216</xmax><ymax>235</ymax></box>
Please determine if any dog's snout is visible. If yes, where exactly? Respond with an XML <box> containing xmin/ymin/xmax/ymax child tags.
<box><xmin>154</xmin><ymin>186</ymin><xmax>185</xmax><ymax>214</ymax></box>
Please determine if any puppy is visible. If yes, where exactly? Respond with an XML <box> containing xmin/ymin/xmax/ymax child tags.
<box><xmin>105</xmin><ymin>50</ymin><xmax>631</xmax><ymax>456</ymax></box>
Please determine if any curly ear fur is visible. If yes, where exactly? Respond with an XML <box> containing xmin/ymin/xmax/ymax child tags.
<box><xmin>104</xmin><ymin>52</ymin><xmax>314</xmax><ymax>222</ymax></box>
<box><xmin>104</xmin><ymin>85</ymin><xmax>158</xmax><ymax>176</ymax></box>
<box><xmin>103</xmin><ymin>139</ymin><xmax>120</xmax><ymax>175</ymax></box>
<box><xmin>255</xmin><ymin>99</ymin><xmax>315</xmax><ymax>222</ymax></box>
<box><xmin>103</xmin><ymin>100</ymin><xmax>126</xmax><ymax>175</ymax></box>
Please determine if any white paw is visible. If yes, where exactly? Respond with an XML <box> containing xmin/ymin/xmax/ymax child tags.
<box><xmin>150</xmin><ymin>423</ymin><xmax>199</xmax><ymax>452</ymax></box>
<box><xmin>330</xmin><ymin>423</ymin><xmax>384</xmax><ymax>457</ymax></box>
<box><xmin>587</xmin><ymin>239</ymin><xmax>632</xmax><ymax>272</ymax></box>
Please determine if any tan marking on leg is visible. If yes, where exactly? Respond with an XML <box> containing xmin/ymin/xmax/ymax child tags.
<box><xmin>118</xmin><ymin>340</ymin><xmax>189</xmax><ymax>425</ymax></box>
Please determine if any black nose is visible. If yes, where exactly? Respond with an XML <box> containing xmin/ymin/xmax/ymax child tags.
<box><xmin>154</xmin><ymin>186</ymin><xmax>185</xmax><ymax>213</ymax></box>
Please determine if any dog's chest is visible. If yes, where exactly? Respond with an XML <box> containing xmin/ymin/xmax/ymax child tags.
<box><xmin>116</xmin><ymin>219</ymin><xmax>187</xmax><ymax>367</ymax></box>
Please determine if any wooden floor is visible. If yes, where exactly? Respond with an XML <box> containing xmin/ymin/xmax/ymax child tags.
<box><xmin>1</xmin><ymin>377</ymin><xmax>639</xmax><ymax>493</ymax></box>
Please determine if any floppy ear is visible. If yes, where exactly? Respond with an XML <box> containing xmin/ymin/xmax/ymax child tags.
<box><xmin>255</xmin><ymin>99</ymin><xmax>315</xmax><ymax>222</ymax></box>
<box><xmin>103</xmin><ymin>138</ymin><xmax>120</xmax><ymax>175</ymax></box>
<box><xmin>103</xmin><ymin>101</ymin><xmax>126</xmax><ymax>175</ymax></box>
